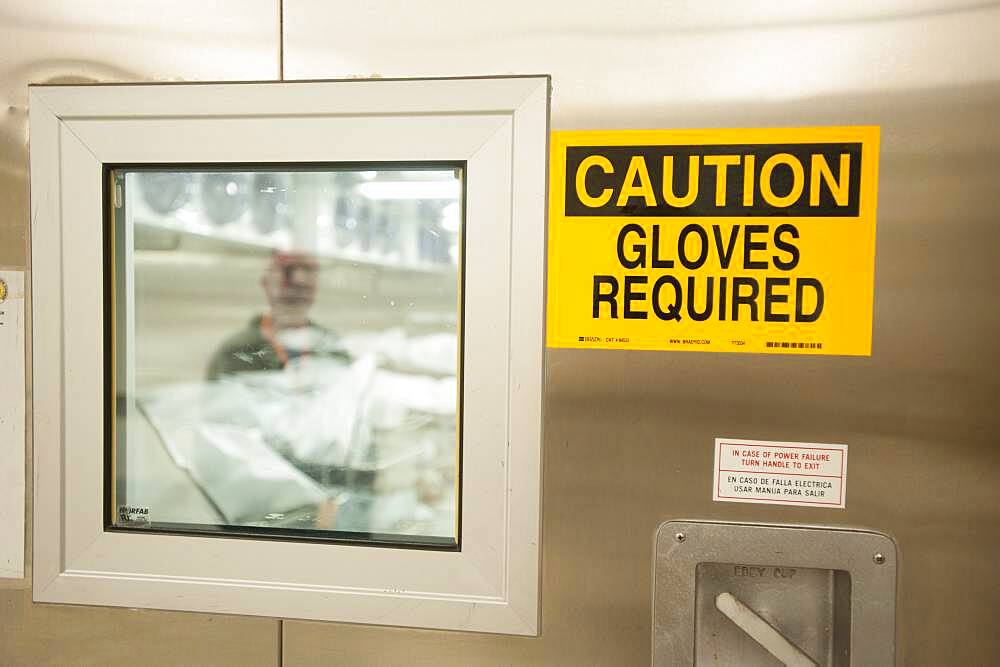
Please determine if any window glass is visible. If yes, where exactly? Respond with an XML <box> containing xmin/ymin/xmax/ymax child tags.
<box><xmin>108</xmin><ymin>165</ymin><xmax>463</xmax><ymax>548</ymax></box>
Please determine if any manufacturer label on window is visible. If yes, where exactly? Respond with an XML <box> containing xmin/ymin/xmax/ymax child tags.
<box><xmin>117</xmin><ymin>505</ymin><xmax>151</xmax><ymax>527</ymax></box>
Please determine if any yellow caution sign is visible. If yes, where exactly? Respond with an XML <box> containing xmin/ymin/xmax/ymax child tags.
<box><xmin>546</xmin><ymin>127</ymin><xmax>879</xmax><ymax>355</ymax></box>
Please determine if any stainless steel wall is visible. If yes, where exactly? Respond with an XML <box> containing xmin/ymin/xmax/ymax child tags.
<box><xmin>3</xmin><ymin>2</ymin><xmax>1000</xmax><ymax>664</ymax></box>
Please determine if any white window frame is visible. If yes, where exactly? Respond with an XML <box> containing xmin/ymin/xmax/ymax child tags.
<box><xmin>29</xmin><ymin>76</ymin><xmax>548</xmax><ymax>635</ymax></box>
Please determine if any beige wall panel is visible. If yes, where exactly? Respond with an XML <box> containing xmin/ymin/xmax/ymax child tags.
<box><xmin>283</xmin><ymin>2</ymin><xmax>1000</xmax><ymax>664</ymax></box>
<box><xmin>283</xmin><ymin>1</ymin><xmax>1000</xmax><ymax>129</ymax></box>
<box><xmin>0</xmin><ymin>588</ymin><xmax>278</xmax><ymax>667</ymax></box>
<box><xmin>1</xmin><ymin>1</ymin><xmax>997</xmax><ymax>664</ymax></box>
<box><xmin>1</xmin><ymin>3</ymin><xmax>281</xmax><ymax>665</ymax></box>
<box><xmin>0</xmin><ymin>0</ymin><xmax>279</xmax><ymax>268</ymax></box>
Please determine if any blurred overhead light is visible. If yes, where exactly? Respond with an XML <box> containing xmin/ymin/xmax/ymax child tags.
<box><xmin>357</xmin><ymin>180</ymin><xmax>460</xmax><ymax>200</ymax></box>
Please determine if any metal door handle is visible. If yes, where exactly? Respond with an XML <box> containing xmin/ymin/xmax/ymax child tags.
<box><xmin>715</xmin><ymin>592</ymin><xmax>819</xmax><ymax>667</ymax></box>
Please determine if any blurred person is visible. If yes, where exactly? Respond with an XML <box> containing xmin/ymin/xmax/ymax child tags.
<box><xmin>207</xmin><ymin>250</ymin><xmax>348</xmax><ymax>380</ymax></box>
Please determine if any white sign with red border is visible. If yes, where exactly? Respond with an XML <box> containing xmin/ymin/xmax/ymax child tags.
<box><xmin>713</xmin><ymin>438</ymin><xmax>848</xmax><ymax>509</ymax></box>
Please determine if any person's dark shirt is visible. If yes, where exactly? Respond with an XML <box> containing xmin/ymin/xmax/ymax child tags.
<box><xmin>206</xmin><ymin>315</ymin><xmax>349</xmax><ymax>380</ymax></box>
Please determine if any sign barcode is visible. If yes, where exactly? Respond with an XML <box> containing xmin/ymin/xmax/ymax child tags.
<box><xmin>765</xmin><ymin>342</ymin><xmax>822</xmax><ymax>349</ymax></box>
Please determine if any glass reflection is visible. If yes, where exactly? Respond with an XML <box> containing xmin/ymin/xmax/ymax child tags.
<box><xmin>112</xmin><ymin>166</ymin><xmax>462</xmax><ymax>547</ymax></box>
